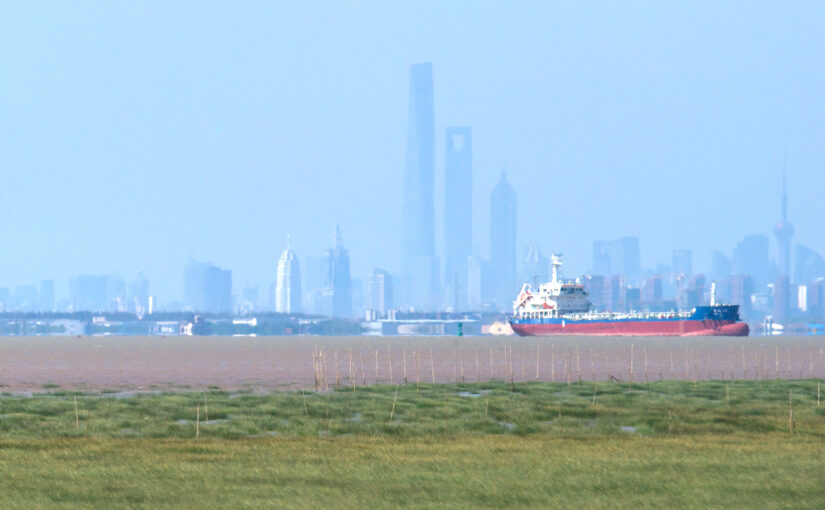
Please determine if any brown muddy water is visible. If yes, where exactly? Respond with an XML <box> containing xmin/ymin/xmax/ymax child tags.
<box><xmin>1</xmin><ymin>335</ymin><xmax>824</xmax><ymax>392</ymax></box>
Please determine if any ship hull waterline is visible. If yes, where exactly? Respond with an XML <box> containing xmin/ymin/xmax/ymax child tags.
<box><xmin>510</xmin><ymin>319</ymin><xmax>749</xmax><ymax>337</ymax></box>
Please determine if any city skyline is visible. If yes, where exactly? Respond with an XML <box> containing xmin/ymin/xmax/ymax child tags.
<box><xmin>1</xmin><ymin>3</ymin><xmax>824</xmax><ymax>306</ymax></box>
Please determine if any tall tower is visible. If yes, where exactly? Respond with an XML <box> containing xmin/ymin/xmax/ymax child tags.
<box><xmin>443</xmin><ymin>126</ymin><xmax>472</xmax><ymax>309</ymax></box>
<box><xmin>401</xmin><ymin>62</ymin><xmax>438</xmax><ymax>310</ymax></box>
<box><xmin>490</xmin><ymin>171</ymin><xmax>517</xmax><ymax>310</ymax></box>
<box><xmin>774</xmin><ymin>167</ymin><xmax>794</xmax><ymax>277</ymax></box>
<box><xmin>275</xmin><ymin>235</ymin><xmax>302</xmax><ymax>314</ymax></box>
<box><xmin>323</xmin><ymin>223</ymin><xmax>352</xmax><ymax>318</ymax></box>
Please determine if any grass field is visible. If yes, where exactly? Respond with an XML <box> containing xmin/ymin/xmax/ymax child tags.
<box><xmin>2</xmin><ymin>380</ymin><xmax>825</xmax><ymax>508</ymax></box>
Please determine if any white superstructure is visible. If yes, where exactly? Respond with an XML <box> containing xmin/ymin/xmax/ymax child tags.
<box><xmin>513</xmin><ymin>255</ymin><xmax>590</xmax><ymax>318</ymax></box>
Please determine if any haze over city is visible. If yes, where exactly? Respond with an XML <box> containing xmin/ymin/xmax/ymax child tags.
<box><xmin>1</xmin><ymin>2</ymin><xmax>823</xmax><ymax>314</ymax></box>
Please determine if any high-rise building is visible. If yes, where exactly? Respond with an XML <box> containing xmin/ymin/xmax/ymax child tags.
<box><xmin>583</xmin><ymin>275</ymin><xmax>605</xmax><ymax>311</ymax></box>
<box><xmin>772</xmin><ymin>274</ymin><xmax>790</xmax><ymax>321</ymax></box>
<box><xmin>672</xmin><ymin>249</ymin><xmax>692</xmax><ymax>277</ymax></box>
<box><xmin>368</xmin><ymin>269</ymin><xmax>393</xmax><ymax>316</ymax></box>
<box><xmin>643</xmin><ymin>275</ymin><xmax>663</xmax><ymax>309</ymax></box>
<box><xmin>729</xmin><ymin>274</ymin><xmax>755</xmax><ymax>320</ymax></box>
<box><xmin>774</xmin><ymin>169</ymin><xmax>794</xmax><ymax>277</ymax></box>
<box><xmin>183</xmin><ymin>261</ymin><xmax>231</xmax><ymax>313</ymax></box>
<box><xmin>733</xmin><ymin>235</ymin><xmax>774</xmax><ymax>285</ymax></box>
<box><xmin>275</xmin><ymin>236</ymin><xmax>302</xmax><ymax>314</ymax></box>
<box><xmin>128</xmin><ymin>272</ymin><xmax>149</xmax><ymax>314</ymax></box>
<box><xmin>443</xmin><ymin>126</ymin><xmax>472</xmax><ymax>310</ymax></box>
<box><xmin>521</xmin><ymin>244</ymin><xmax>548</xmax><ymax>287</ymax></box>
<box><xmin>793</xmin><ymin>244</ymin><xmax>825</xmax><ymax>286</ymax></box>
<box><xmin>70</xmin><ymin>275</ymin><xmax>109</xmax><ymax>311</ymax></box>
<box><xmin>490</xmin><ymin>171</ymin><xmax>517</xmax><ymax>310</ymax></box>
<box><xmin>467</xmin><ymin>255</ymin><xmax>493</xmax><ymax>310</ymax></box>
<box><xmin>592</xmin><ymin>237</ymin><xmax>641</xmax><ymax>281</ymax></box>
<box><xmin>203</xmin><ymin>266</ymin><xmax>232</xmax><ymax>314</ymax></box>
<box><xmin>401</xmin><ymin>62</ymin><xmax>438</xmax><ymax>310</ymax></box>
<box><xmin>322</xmin><ymin>223</ymin><xmax>352</xmax><ymax>318</ymax></box>
<box><xmin>38</xmin><ymin>280</ymin><xmax>55</xmax><ymax>312</ymax></box>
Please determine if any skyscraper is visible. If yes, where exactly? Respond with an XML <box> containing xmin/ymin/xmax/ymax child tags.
<box><xmin>733</xmin><ymin>235</ymin><xmax>773</xmax><ymax>285</ymax></box>
<box><xmin>592</xmin><ymin>237</ymin><xmax>640</xmax><ymax>280</ymax></box>
<box><xmin>401</xmin><ymin>62</ymin><xmax>438</xmax><ymax>310</ymax></box>
<box><xmin>490</xmin><ymin>171</ymin><xmax>517</xmax><ymax>310</ymax></box>
<box><xmin>368</xmin><ymin>269</ymin><xmax>393</xmax><ymax>316</ymax></box>
<box><xmin>794</xmin><ymin>244</ymin><xmax>825</xmax><ymax>286</ymax></box>
<box><xmin>443</xmin><ymin>126</ymin><xmax>472</xmax><ymax>310</ymax></box>
<box><xmin>672</xmin><ymin>249</ymin><xmax>692</xmax><ymax>277</ymax></box>
<box><xmin>183</xmin><ymin>260</ymin><xmax>231</xmax><ymax>313</ymax></box>
<box><xmin>275</xmin><ymin>236</ymin><xmax>302</xmax><ymax>314</ymax></box>
<box><xmin>322</xmin><ymin>223</ymin><xmax>352</xmax><ymax>318</ymax></box>
<box><xmin>774</xmin><ymin>169</ymin><xmax>794</xmax><ymax>277</ymax></box>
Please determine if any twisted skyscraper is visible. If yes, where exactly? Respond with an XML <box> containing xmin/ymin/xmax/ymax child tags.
<box><xmin>401</xmin><ymin>62</ymin><xmax>438</xmax><ymax>310</ymax></box>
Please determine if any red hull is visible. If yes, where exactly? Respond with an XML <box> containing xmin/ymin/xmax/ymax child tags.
<box><xmin>511</xmin><ymin>320</ymin><xmax>749</xmax><ymax>337</ymax></box>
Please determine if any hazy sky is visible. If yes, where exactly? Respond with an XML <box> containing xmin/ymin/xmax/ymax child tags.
<box><xmin>1</xmin><ymin>2</ymin><xmax>823</xmax><ymax>302</ymax></box>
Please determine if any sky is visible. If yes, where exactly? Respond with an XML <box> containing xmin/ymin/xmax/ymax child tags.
<box><xmin>1</xmin><ymin>1</ymin><xmax>823</xmax><ymax>303</ymax></box>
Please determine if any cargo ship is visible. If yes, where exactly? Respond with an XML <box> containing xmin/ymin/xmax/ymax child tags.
<box><xmin>509</xmin><ymin>255</ymin><xmax>749</xmax><ymax>337</ymax></box>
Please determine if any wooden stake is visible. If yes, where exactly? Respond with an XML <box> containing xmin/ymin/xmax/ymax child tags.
<box><xmin>416</xmin><ymin>350</ymin><xmax>421</xmax><ymax>390</ymax></box>
<box><xmin>669</xmin><ymin>350</ymin><xmax>674</xmax><ymax>377</ymax></box>
<box><xmin>489</xmin><ymin>347</ymin><xmax>494</xmax><ymax>381</ymax></box>
<box><xmin>644</xmin><ymin>345</ymin><xmax>649</xmax><ymax>387</ymax></box>
<box><xmin>430</xmin><ymin>347</ymin><xmax>436</xmax><ymax>384</ymax></box>
<box><xmin>789</xmin><ymin>388</ymin><xmax>794</xmax><ymax>435</ymax></box>
<box><xmin>629</xmin><ymin>343</ymin><xmax>634</xmax><ymax>389</ymax></box>
<box><xmin>302</xmin><ymin>387</ymin><xmax>308</xmax><ymax>417</ymax></box>
<box><xmin>74</xmin><ymin>396</ymin><xmax>79</xmax><ymax>431</ymax></box>
<box><xmin>335</xmin><ymin>350</ymin><xmax>340</xmax><ymax>389</ymax></box>
<box><xmin>476</xmin><ymin>350</ymin><xmax>480</xmax><ymax>383</ymax></box>
<box><xmin>459</xmin><ymin>348</ymin><xmax>465</xmax><ymax>383</ymax></box>
<box><xmin>741</xmin><ymin>344</ymin><xmax>747</xmax><ymax>378</ymax></box>
<box><xmin>403</xmin><ymin>348</ymin><xmax>408</xmax><ymax>385</ymax></box>
<box><xmin>589</xmin><ymin>348</ymin><xmax>595</xmax><ymax>382</ymax></box>
<box><xmin>389</xmin><ymin>385</ymin><xmax>399</xmax><ymax>423</ymax></box>
<box><xmin>388</xmin><ymin>345</ymin><xmax>393</xmax><ymax>384</ymax></box>
<box><xmin>521</xmin><ymin>346</ymin><xmax>526</xmax><ymax>381</ymax></box>
<box><xmin>375</xmin><ymin>349</ymin><xmax>379</xmax><ymax>385</ymax></box>
<box><xmin>205</xmin><ymin>393</ymin><xmax>208</xmax><ymax>422</ymax></box>
<box><xmin>576</xmin><ymin>344</ymin><xmax>582</xmax><ymax>387</ymax></box>
<box><xmin>349</xmin><ymin>348</ymin><xmax>355</xmax><ymax>390</ymax></box>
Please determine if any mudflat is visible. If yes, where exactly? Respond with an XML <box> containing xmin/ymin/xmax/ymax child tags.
<box><xmin>1</xmin><ymin>335</ymin><xmax>823</xmax><ymax>392</ymax></box>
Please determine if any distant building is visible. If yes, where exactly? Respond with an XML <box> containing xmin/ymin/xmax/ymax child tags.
<box><xmin>490</xmin><ymin>171</ymin><xmax>517</xmax><ymax>310</ymax></box>
<box><xmin>443</xmin><ymin>126</ymin><xmax>472</xmax><ymax>310</ymax></box>
<box><xmin>368</xmin><ymin>269</ymin><xmax>393</xmax><ymax>316</ymax></box>
<box><xmin>729</xmin><ymin>274</ymin><xmax>755</xmax><ymax>321</ymax></box>
<box><xmin>773</xmin><ymin>169</ymin><xmax>794</xmax><ymax>277</ymax></box>
<box><xmin>321</xmin><ymin>223</ymin><xmax>352</xmax><ymax>318</ymax></box>
<box><xmin>38</xmin><ymin>280</ymin><xmax>55</xmax><ymax>312</ymax></box>
<box><xmin>793</xmin><ymin>244</ymin><xmax>825</xmax><ymax>286</ymax></box>
<box><xmin>401</xmin><ymin>62</ymin><xmax>439</xmax><ymax>310</ymax></box>
<box><xmin>772</xmin><ymin>274</ymin><xmax>790</xmax><ymax>321</ymax></box>
<box><xmin>733</xmin><ymin>235</ymin><xmax>774</xmax><ymax>285</ymax></box>
<box><xmin>592</xmin><ymin>237</ymin><xmax>641</xmax><ymax>282</ymax></box>
<box><xmin>183</xmin><ymin>260</ymin><xmax>231</xmax><ymax>313</ymax></box>
<box><xmin>808</xmin><ymin>279</ymin><xmax>825</xmax><ymax>318</ymax></box>
<box><xmin>467</xmin><ymin>255</ymin><xmax>493</xmax><ymax>310</ymax></box>
<box><xmin>672</xmin><ymin>249</ymin><xmax>692</xmax><ymax>277</ymax></box>
<box><xmin>523</xmin><ymin>244</ymin><xmax>549</xmax><ymax>285</ymax></box>
<box><xmin>70</xmin><ymin>275</ymin><xmax>109</xmax><ymax>311</ymax></box>
<box><xmin>603</xmin><ymin>275</ymin><xmax>623</xmax><ymax>312</ymax></box>
<box><xmin>275</xmin><ymin>236</ymin><xmax>302</xmax><ymax>314</ymax></box>
<box><xmin>128</xmin><ymin>272</ymin><xmax>149</xmax><ymax>315</ymax></box>
<box><xmin>643</xmin><ymin>275</ymin><xmax>663</xmax><ymax>309</ymax></box>
<box><xmin>582</xmin><ymin>275</ymin><xmax>605</xmax><ymax>311</ymax></box>
<box><xmin>203</xmin><ymin>266</ymin><xmax>232</xmax><ymax>314</ymax></box>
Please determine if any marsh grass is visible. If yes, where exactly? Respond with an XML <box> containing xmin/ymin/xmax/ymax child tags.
<box><xmin>1</xmin><ymin>379</ymin><xmax>824</xmax><ymax>440</ymax></box>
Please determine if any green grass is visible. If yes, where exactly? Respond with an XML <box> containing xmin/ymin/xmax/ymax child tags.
<box><xmin>1</xmin><ymin>380</ymin><xmax>825</xmax><ymax>508</ymax></box>
<box><xmin>0</xmin><ymin>380</ymin><xmax>823</xmax><ymax>439</ymax></box>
